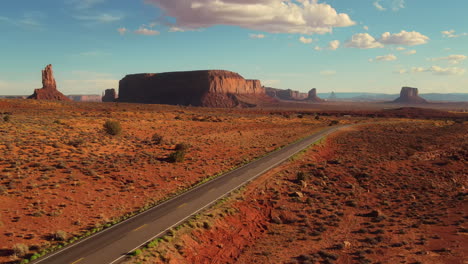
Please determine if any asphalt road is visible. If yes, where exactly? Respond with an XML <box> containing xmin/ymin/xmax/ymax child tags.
<box><xmin>34</xmin><ymin>125</ymin><xmax>347</xmax><ymax>264</ymax></box>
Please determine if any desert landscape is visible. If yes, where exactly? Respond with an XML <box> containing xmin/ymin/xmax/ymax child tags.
<box><xmin>1</xmin><ymin>1</ymin><xmax>468</xmax><ymax>264</ymax></box>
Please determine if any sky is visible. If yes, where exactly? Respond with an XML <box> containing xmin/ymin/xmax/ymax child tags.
<box><xmin>0</xmin><ymin>0</ymin><xmax>467</xmax><ymax>95</ymax></box>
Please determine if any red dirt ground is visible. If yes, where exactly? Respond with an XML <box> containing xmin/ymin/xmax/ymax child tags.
<box><xmin>127</xmin><ymin>120</ymin><xmax>467</xmax><ymax>264</ymax></box>
<box><xmin>0</xmin><ymin>99</ymin><xmax>353</xmax><ymax>263</ymax></box>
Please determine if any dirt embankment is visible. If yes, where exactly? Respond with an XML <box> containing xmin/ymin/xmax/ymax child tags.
<box><xmin>126</xmin><ymin>121</ymin><xmax>467</xmax><ymax>264</ymax></box>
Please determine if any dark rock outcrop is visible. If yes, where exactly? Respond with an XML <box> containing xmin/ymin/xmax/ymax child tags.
<box><xmin>28</xmin><ymin>64</ymin><xmax>70</xmax><ymax>101</ymax></box>
<box><xmin>306</xmin><ymin>88</ymin><xmax>324</xmax><ymax>102</ymax></box>
<box><xmin>265</xmin><ymin>87</ymin><xmax>308</xmax><ymax>100</ymax></box>
<box><xmin>102</xmin><ymin>89</ymin><xmax>117</xmax><ymax>102</ymax></box>
<box><xmin>118</xmin><ymin>70</ymin><xmax>264</xmax><ymax>107</ymax></box>
<box><xmin>393</xmin><ymin>87</ymin><xmax>427</xmax><ymax>104</ymax></box>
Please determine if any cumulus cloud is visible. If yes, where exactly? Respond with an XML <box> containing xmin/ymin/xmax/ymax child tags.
<box><xmin>74</xmin><ymin>13</ymin><xmax>124</xmax><ymax>23</ymax></box>
<box><xmin>314</xmin><ymin>46</ymin><xmax>322</xmax><ymax>51</ymax></box>
<box><xmin>373</xmin><ymin>0</ymin><xmax>386</xmax><ymax>11</ymax></box>
<box><xmin>134</xmin><ymin>27</ymin><xmax>160</xmax><ymax>35</ymax></box>
<box><xmin>404</xmin><ymin>50</ymin><xmax>416</xmax><ymax>55</ymax></box>
<box><xmin>363</xmin><ymin>25</ymin><xmax>369</xmax><ymax>31</ymax></box>
<box><xmin>395</xmin><ymin>47</ymin><xmax>406</xmax><ymax>51</ymax></box>
<box><xmin>299</xmin><ymin>36</ymin><xmax>313</xmax><ymax>44</ymax></box>
<box><xmin>117</xmin><ymin>27</ymin><xmax>127</xmax><ymax>35</ymax></box>
<box><xmin>441</xmin><ymin>29</ymin><xmax>468</xmax><ymax>38</ymax></box>
<box><xmin>320</xmin><ymin>70</ymin><xmax>336</xmax><ymax>76</ymax></box>
<box><xmin>346</xmin><ymin>30</ymin><xmax>428</xmax><ymax>49</ymax></box>
<box><xmin>327</xmin><ymin>40</ymin><xmax>340</xmax><ymax>50</ymax></box>
<box><xmin>145</xmin><ymin>0</ymin><xmax>355</xmax><ymax>35</ymax></box>
<box><xmin>430</xmin><ymin>55</ymin><xmax>467</xmax><ymax>65</ymax></box>
<box><xmin>345</xmin><ymin>33</ymin><xmax>383</xmax><ymax>49</ymax></box>
<box><xmin>373</xmin><ymin>0</ymin><xmax>405</xmax><ymax>11</ymax></box>
<box><xmin>249</xmin><ymin>33</ymin><xmax>265</xmax><ymax>39</ymax></box>
<box><xmin>379</xmin><ymin>30</ymin><xmax>429</xmax><ymax>46</ymax></box>
<box><xmin>374</xmin><ymin>54</ymin><xmax>397</xmax><ymax>62</ymax></box>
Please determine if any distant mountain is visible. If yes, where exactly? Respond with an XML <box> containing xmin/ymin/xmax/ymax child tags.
<box><xmin>318</xmin><ymin>92</ymin><xmax>468</xmax><ymax>102</ymax></box>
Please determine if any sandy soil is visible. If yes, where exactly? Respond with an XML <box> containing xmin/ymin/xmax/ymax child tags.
<box><xmin>127</xmin><ymin>120</ymin><xmax>467</xmax><ymax>264</ymax></box>
<box><xmin>0</xmin><ymin>99</ymin><xmax>345</xmax><ymax>263</ymax></box>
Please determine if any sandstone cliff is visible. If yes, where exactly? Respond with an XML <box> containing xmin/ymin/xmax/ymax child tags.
<box><xmin>265</xmin><ymin>87</ymin><xmax>308</xmax><ymax>101</ymax></box>
<box><xmin>393</xmin><ymin>87</ymin><xmax>427</xmax><ymax>104</ymax></box>
<box><xmin>306</xmin><ymin>88</ymin><xmax>324</xmax><ymax>102</ymax></box>
<box><xmin>118</xmin><ymin>70</ymin><xmax>265</xmax><ymax>107</ymax></box>
<box><xmin>28</xmin><ymin>64</ymin><xmax>70</xmax><ymax>101</ymax></box>
<box><xmin>102</xmin><ymin>89</ymin><xmax>117</xmax><ymax>102</ymax></box>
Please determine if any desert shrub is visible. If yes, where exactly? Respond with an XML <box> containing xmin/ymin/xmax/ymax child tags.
<box><xmin>103</xmin><ymin>120</ymin><xmax>122</xmax><ymax>135</ymax></box>
<box><xmin>175</xmin><ymin>143</ymin><xmax>190</xmax><ymax>151</ymax></box>
<box><xmin>329</xmin><ymin>120</ymin><xmax>340</xmax><ymax>126</ymax></box>
<box><xmin>151</xmin><ymin>133</ymin><xmax>163</xmax><ymax>145</ymax></box>
<box><xmin>53</xmin><ymin>230</ymin><xmax>68</xmax><ymax>241</ymax></box>
<box><xmin>0</xmin><ymin>185</ymin><xmax>7</xmax><ymax>195</ymax></box>
<box><xmin>168</xmin><ymin>150</ymin><xmax>186</xmax><ymax>163</ymax></box>
<box><xmin>13</xmin><ymin>243</ymin><xmax>29</xmax><ymax>257</ymax></box>
<box><xmin>3</xmin><ymin>115</ymin><xmax>11</xmax><ymax>122</ymax></box>
<box><xmin>67</xmin><ymin>138</ymin><xmax>84</xmax><ymax>147</ymax></box>
<box><xmin>296</xmin><ymin>171</ymin><xmax>309</xmax><ymax>182</ymax></box>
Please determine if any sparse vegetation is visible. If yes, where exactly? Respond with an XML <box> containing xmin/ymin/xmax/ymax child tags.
<box><xmin>103</xmin><ymin>120</ymin><xmax>122</xmax><ymax>135</ymax></box>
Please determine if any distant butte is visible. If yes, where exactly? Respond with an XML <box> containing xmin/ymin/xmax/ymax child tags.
<box><xmin>28</xmin><ymin>64</ymin><xmax>70</xmax><ymax>101</ymax></box>
<box><xmin>306</xmin><ymin>88</ymin><xmax>324</xmax><ymax>102</ymax></box>
<box><xmin>102</xmin><ymin>88</ymin><xmax>117</xmax><ymax>102</ymax></box>
<box><xmin>118</xmin><ymin>70</ymin><xmax>265</xmax><ymax>107</ymax></box>
<box><xmin>393</xmin><ymin>87</ymin><xmax>427</xmax><ymax>104</ymax></box>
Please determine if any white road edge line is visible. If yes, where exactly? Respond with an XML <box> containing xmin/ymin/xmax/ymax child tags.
<box><xmin>108</xmin><ymin>127</ymin><xmax>341</xmax><ymax>264</ymax></box>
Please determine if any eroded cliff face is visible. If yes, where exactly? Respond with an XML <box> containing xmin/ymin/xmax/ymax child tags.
<box><xmin>118</xmin><ymin>70</ymin><xmax>265</xmax><ymax>107</ymax></box>
<box><xmin>306</xmin><ymin>88</ymin><xmax>324</xmax><ymax>102</ymax></box>
<box><xmin>393</xmin><ymin>87</ymin><xmax>427</xmax><ymax>104</ymax></box>
<box><xmin>265</xmin><ymin>87</ymin><xmax>308</xmax><ymax>100</ymax></box>
<box><xmin>28</xmin><ymin>64</ymin><xmax>70</xmax><ymax>101</ymax></box>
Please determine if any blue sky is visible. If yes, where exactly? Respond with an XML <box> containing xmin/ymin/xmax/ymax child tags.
<box><xmin>0</xmin><ymin>0</ymin><xmax>467</xmax><ymax>95</ymax></box>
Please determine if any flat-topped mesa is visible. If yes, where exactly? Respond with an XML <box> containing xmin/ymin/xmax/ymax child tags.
<box><xmin>393</xmin><ymin>87</ymin><xmax>427</xmax><ymax>104</ymax></box>
<box><xmin>28</xmin><ymin>64</ymin><xmax>70</xmax><ymax>101</ymax></box>
<box><xmin>306</xmin><ymin>88</ymin><xmax>324</xmax><ymax>102</ymax></box>
<box><xmin>265</xmin><ymin>87</ymin><xmax>308</xmax><ymax>100</ymax></box>
<box><xmin>118</xmin><ymin>70</ymin><xmax>265</xmax><ymax>107</ymax></box>
<box><xmin>102</xmin><ymin>89</ymin><xmax>117</xmax><ymax>102</ymax></box>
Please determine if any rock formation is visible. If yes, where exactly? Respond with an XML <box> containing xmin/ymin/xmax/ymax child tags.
<box><xmin>68</xmin><ymin>95</ymin><xmax>102</xmax><ymax>102</ymax></box>
<box><xmin>118</xmin><ymin>70</ymin><xmax>265</xmax><ymax>107</ymax></box>
<box><xmin>306</xmin><ymin>88</ymin><xmax>324</xmax><ymax>102</ymax></box>
<box><xmin>265</xmin><ymin>87</ymin><xmax>308</xmax><ymax>100</ymax></box>
<box><xmin>393</xmin><ymin>87</ymin><xmax>427</xmax><ymax>104</ymax></box>
<box><xmin>28</xmin><ymin>64</ymin><xmax>70</xmax><ymax>101</ymax></box>
<box><xmin>102</xmin><ymin>89</ymin><xmax>117</xmax><ymax>102</ymax></box>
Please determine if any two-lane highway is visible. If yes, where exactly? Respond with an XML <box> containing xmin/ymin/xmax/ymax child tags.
<box><xmin>34</xmin><ymin>125</ymin><xmax>348</xmax><ymax>264</ymax></box>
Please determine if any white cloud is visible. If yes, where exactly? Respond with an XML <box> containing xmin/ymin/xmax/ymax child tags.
<box><xmin>74</xmin><ymin>13</ymin><xmax>124</xmax><ymax>23</ymax></box>
<box><xmin>373</xmin><ymin>0</ymin><xmax>405</xmax><ymax>11</ymax></box>
<box><xmin>394</xmin><ymin>69</ymin><xmax>407</xmax><ymax>74</ymax></box>
<box><xmin>441</xmin><ymin>29</ymin><xmax>468</xmax><ymax>38</ymax></box>
<box><xmin>262</xmin><ymin>79</ymin><xmax>280</xmax><ymax>87</ymax></box>
<box><xmin>345</xmin><ymin>33</ymin><xmax>383</xmax><ymax>49</ymax></box>
<box><xmin>379</xmin><ymin>30</ymin><xmax>429</xmax><ymax>46</ymax></box>
<box><xmin>134</xmin><ymin>27</ymin><xmax>160</xmax><ymax>35</ymax></box>
<box><xmin>314</xmin><ymin>46</ymin><xmax>322</xmax><ymax>51</ymax></box>
<box><xmin>0</xmin><ymin>12</ymin><xmax>46</xmax><ymax>28</ymax></box>
<box><xmin>363</xmin><ymin>25</ymin><xmax>369</xmax><ymax>31</ymax></box>
<box><xmin>145</xmin><ymin>0</ymin><xmax>355</xmax><ymax>35</ymax></box>
<box><xmin>395</xmin><ymin>47</ymin><xmax>406</xmax><ymax>51</ymax></box>
<box><xmin>320</xmin><ymin>70</ymin><xmax>336</xmax><ymax>76</ymax></box>
<box><xmin>117</xmin><ymin>27</ymin><xmax>127</xmax><ymax>35</ymax></box>
<box><xmin>374</xmin><ymin>54</ymin><xmax>397</xmax><ymax>62</ymax></box>
<box><xmin>327</xmin><ymin>40</ymin><xmax>340</xmax><ymax>50</ymax></box>
<box><xmin>373</xmin><ymin>0</ymin><xmax>386</xmax><ymax>11</ymax></box>
<box><xmin>405</xmin><ymin>50</ymin><xmax>416</xmax><ymax>55</ymax></box>
<box><xmin>430</xmin><ymin>54</ymin><xmax>467</xmax><ymax>65</ymax></box>
<box><xmin>169</xmin><ymin>27</ymin><xmax>186</xmax><ymax>32</ymax></box>
<box><xmin>403</xmin><ymin>66</ymin><xmax>466</xmax><ymax>75</ymax></box>
<box><xmin>250</xmin><ymin>33</ymin><xmax>266</xmax><ymax>39</ymax></box>
<box><xmin>299</xmin><ymin>36</ymin><xmax>313</xmax><ymax>44</ymax></box>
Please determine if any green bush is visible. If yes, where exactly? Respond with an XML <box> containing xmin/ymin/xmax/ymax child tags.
<box><xmin>103</xmin><ymin>120</ymin><xmax>122</xmax><ymax>135</ymax></box>
<box><xmin>168</xmin><ymin>150</ymin><xmax>186</xmax><ymax>163</ymax></box>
